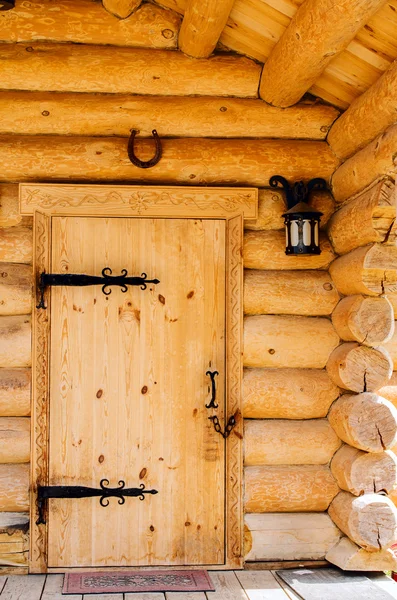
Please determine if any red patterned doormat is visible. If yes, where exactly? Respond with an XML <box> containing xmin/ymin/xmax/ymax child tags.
<box><xmin>63</xmin><ymin>570</ymin><xmax>215</xmax><ymax>594</ymax></box>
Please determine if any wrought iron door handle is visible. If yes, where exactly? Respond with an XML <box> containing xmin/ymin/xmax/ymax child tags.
<box><xmin>205</xmin><ymin>370</ymin><xmax>219</xmax><ymax>408</ymax></box>
<box><xmin>128</xmin><ymin>129</ymin><xmax>162</xmax><ymax>169</ymax></box>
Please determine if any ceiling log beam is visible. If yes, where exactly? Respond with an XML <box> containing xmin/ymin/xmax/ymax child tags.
<box><xmin>0</xmin><ymin>44</ymin><xmax>260</xmax><ymax>98</ymax></box>
<box><xmin>328</xmin><ymin>60</ymin><xmax>397</xmax><ymax>161</ymax></box>
<box><xmin>102</xmin><ymin>0</ymin><xmax>142</xmax><ymax>19</ymax></box>
<box><xmin>178</xmin><ymin>0</ymin><xmax>235</xmax><ymax>58</ymax></box>
<box><xmin>259</xmin><ymin>0</ymin><xmax>387</xmax><ymax>108</ymax></box>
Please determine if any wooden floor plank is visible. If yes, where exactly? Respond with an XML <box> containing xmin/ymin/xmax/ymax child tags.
<box><xmin>206</xmin><ymin>572</ymin><xmax>249</xmax><ymax>600</ymax></box>
<box><xmin>0</xmin><ymin>578</ymin><xmax>7</xmax><ymax>594</ymax></box>
<box><xmin>271</xmin><ymin>572</ymin><xmax>301</xmax><ymax>600</ymax></box>
<box><xmin>0</xmin><ymin>575</ymin><xmax>46</xmax><ymax>600</ymax></box>
<box><xmin>368</xmin><ymin>575</ymin><xmax>397</xmax><ymax>600</ymax></box>
<box><xmin>83</xmin><ymin>595</ymin><xmax>123</xmax><ymax>600</ymax></box>
<box><xmin>125</xmin><ymin>594</ymin><xmax>165</xmax><ymax>600</ymax></box>
<box><xmin>166</xmin><ymin>593</ymin><xmax>206</xmax><ymax>599</ymax></box>
<box><xmin>235</xmin><ymin>571</ymin><xmax>291</xmax><ymax>599</ymax></box>
<box><xmin>41</xmin><ymin>574</ymin><xmax>82</xmax><ymax>600</ymax></box>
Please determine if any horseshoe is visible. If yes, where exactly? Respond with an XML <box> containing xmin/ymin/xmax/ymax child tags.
<box><xmin>127</xmin><ymin>129</ymin><xmax>162</xmax><ymax>169</ymax></box>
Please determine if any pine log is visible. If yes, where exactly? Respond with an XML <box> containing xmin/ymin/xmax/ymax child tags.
<box><xmin>328</xmin><ymin>393</ymin><xmax>397</xmax><ymax>452</ymax></box>
<box><xmin>0</xmin><ymin>527</ymin><xmax>28</xmax><ymax>566</ymax></box>
<box><xmin>331</xmin><ymin>123</ymin><xmax>397</xmax><ymax>203</ymax></box>
<box><xmin>0</xmin><ymin>369</ymin><xmax>30</xmax><ymax>417</ymax></box>
<box><xmin>0</xmin><ymin>44</ymin><xmax>261</xmax><ymax>98</ymax></box>
<box><xmin>378</xmin><ymin>371</ymin><xmax>397</xmax><ymax>406</ymax></box>
<box><xmin>332</xmin><ymin>296</ymin><xmax>394</xmax><ymax>346</ymax></box>
<box><xmin>244</xmin><ymin>271</ymin><xmax>339</xmax><ymax>316</ymax></box>
<box><xmin>0</xmin><ymin>512</ymin><xmax>28</xmax><ymax>530</ymax></box>
<box><xmin>0</xmin><ymin>137</ymin><xmax>337</xmax><ymax>185</ymax></box>
<box><xmin>245</xmin><ymin>465</ymin><xmax>339</xmax><ymax>513</ymax></box>
<box><xmin>328</xmin><ymin>61</ymin><xmax>397</xmax><ymax>161</ymax></box>
<box><xmin>384</xmin><ymin>325</ymin><xmax>397</xmax><ymax>370</ymax></box>
<box><xmin>0</xmin><ymin>263</ymin><xmax>32</xmax><ymax>316</ymax></box>
<box><xmin>0</xmin><ymin>92</ymin><xmax>339</xmax><ymax>140</ymax></box>
<box><xmin>179</xmin><ymin>0</ymin><xmax>235</xmax><ymax>58</ymax></box>
<box><xmin>0</xmin><ymin>316</ymin><xmax>31</xmax><ymax>368</ymax></box>
<box><xmin>329</xmin><ymin>491</ymin><xmax>397</xmax><ymax>552</ymax></box>
<box><xmin>259</xmin><ymin>0</ymin><xmax>385</xmax><ymax>107</ymax></box>
<box><xmin>0</xmin><ymin>1</ymin><xmax>179</xmax><ymax>48</ymax></box>
<box><xmin>0</xmin><ymin>227</ymin><xmax>32</xmax><ymax>265</ymax></box>
<box><xmin>329</xmin><ymin>244</ymin><xmax>397</xmax><ymax>297</ymax></box>
<box><xmin>245</xmin><ymin>189</ymin><xmax>335</xmax><ymax>230</ymax></box>
<box><xmin>0</xmin><ymin>464</ymin><xmax>29</xmax><ymax>511</ymax></box>
<box><xmin>244</xmin><ymin>419</ymin><xmax>341</xmax><ymax>466</ymax></box>
<box><xmin>244</xmin><ymin>315</ymin><xmax>340</xmax><ymax>369</ymax></box>
<box><xmin>326</xmin><ymin>537</ymin><xmax>397</xmax><ymax>571</ymax></box>
<box><xmin>244</xmin><ymin>513</ymin><xmax>341</xmax><ymax>561</ymax></box>
<box><xmin>0</xmin><ymin>185</ymin><xmax>21</xmax><ymax>228</ymax></box>
<box><xmin>243</xmin><ymin>368</ymin><xmax>339</xmax><ymax>419</ymax></box>
<box><xmin>0</xmin><ymin>418</ymin><xmax>30</xmax><ymax>464</ymax></box>
<box><xmin>387</xmin><ymin>293</ymin><xmax>397</xmax><ymax>315</ymax></box>
<box><xmin>331</xmin><ymin>445</ymin><xmax>397</xmax><ymax>496</ymax></box>
<box><xmin>326</xmin><ymin>343</ymin><xmax>392</xmax><ymax>392</ymax></box>
<box><xmin>328</xmin><ymin>179</ymin><xmax>397</xmax><ymax>253</ymax></box>
<box><xmin>102</xmin><ymin>0</ymin><xmax>142</xmax><ymax>19</ymax></box>
<box><xmin>244</xmin><ymin>231</ymin><xmax>336</xmax><ymax>271</ymax></box>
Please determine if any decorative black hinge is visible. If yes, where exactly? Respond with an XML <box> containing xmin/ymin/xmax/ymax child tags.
<box><xmin>36</xmin><ymin>479</ymin><xmax>158</xmax><ymax>525</ymax></box>
<box><xmin>37</xmin><ymin>267</ymin><xmax>160</xmax><ymax>309</ymax></box>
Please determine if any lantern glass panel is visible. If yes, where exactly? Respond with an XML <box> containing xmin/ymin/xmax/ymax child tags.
<box><xmin>290</xmin><ymin>221</ymin><xmax>299</xmax><ymax>246</ymax></box>
<box><xmin>303</xmin><ymin>220</ymin><xmax>311</xmax><ymax>246</ymax></box>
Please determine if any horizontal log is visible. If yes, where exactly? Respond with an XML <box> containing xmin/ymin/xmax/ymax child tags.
<box><xmin>244</xmin><ymin>419</ymin><xmax>341</xmax><ymax>466</ymax></box>
<box><xmin>244</xmin><ymin>315</ymin><xmax>340</xmax><ymax>369</ymax></box>
<box><xmin>0</xmin><ymin>136</ymin><xmax>338</xmax><ymax>185</ymax></box>
<box><xmin>329</xmin><ymin>244</ymin><xmax>397</xmax><ymax>297</ymax></box>
<box><xmin>332</xmin><ymin>295</ymin><xmax>394</xmax><ymax>346</ymax></box>
<box><xmin>326</xmin><ymin>537</ymin><xmax>397</xmax><ymax>571</ymax></box>
<box><xmin>0</xmin><ymin>512</ymin><xmax>29</xmax><ymax>530</ymax></box>
<box><xmin>328</xmin><ymin>61</ymin><xmax>397</xmax><ymax>161</ymax></box>
<box><xmin>0</xmin><ymin>527</ymin><xmax>28</xmax><ymax>566</ymax></box>
<box><xmin>0</xmin><ymin>464</ymin><xmax>29</xmax><ymax>511</ymax></box>
<box><xmin>328</xmin><ymin>179</ymin><xmax>397</xmax><ymax>254</ymax></box>
<box><xmin>331</xmin><ymin>445</ymin><xmax>397</xmax><ymax>496</ymax></box>
<box><xmin>244</xmin><ymin>231</ymin><xmax>336</xmax><ymax>271</ymax></box>
<box><xmin>0</xmin><ymin>185</ymin><xmax>21</xmax><ymax>228</ymax></box>
<box><xmin>378</xmin><ymin>371</ymin><xmax>397</xmax><ymax>406</ymax></box>
<box><xmin>0</xmin><ymin>1</ymin><xmax>180</xmax><ymax>48</ymax></box>
<box><xmin>329</xmin><ymin>491</ymin><xmax>397</xmax><ymax>551</ymax></box>
<box><xmin>0</xmin><ymin>263</ymin><xmax>32</xmax><ymax>316</ymax></box>
<box><xmin>244</xmin><ymin>513</ymin><xmax>341</xmax><ymax>561</ymax></box>
<box><xmin>328</xmin><ymin>393</ymin><xmax>397</xmax><ymax>452</ymax></box>
<box><xmin>0</xmin><ymin>418</ymin><xmax>30</xmax><ymax>464</ymax></box>
<box><xmin>245</xmin><ymin>465</ymin><xmax>339</xmax><ymax>513</ymax></box>
<box><xmin>0</xmin><ymin>316</ymin><xmax>31</xmax><ymax>368</ymax></box>
<box><xmin>245</xmin><ymin>189</ymin><xmax>335</xmax><ymax>231</ymax></box>
<box><xmin>331</xmin><ymin>123</ymin><xmax>397</xmax><ymax>203</ymax></box>
<box><xmin>259</xmin><ymin>0</ymin><xmax>385</xmax><ymax>107</ymax></box>
<box><xmin>0</xmin><ymin>44</ymin><xmax>261</xmax><ymax>98</ymax></box>
<box><xmin>326</xmin><ymin>343</ymin><xmax>392</xmax><ymax>392</ymax></box>
<box><xmin>0</xmin><ymin>369</ymin><xmax>31</xmax><ymax>417</ymax></box>
<box><xmin>0</xmin><ymin>227</ymin><xmax>32</xmax><ymax>265</ymax></box>
<box><xmin>384</xmin><ymin>325</ymin><xmax>397</xmax><ymax>370</ymax></box>
<box><xmin>244</xmin><ymin>270</ymin><xmax>339</xmax><ymax>316</ymax></box>
<box><xmin>0</xmin><ymin>92</ymin><xmax>339</xmax><ymax>140</ymax></box>
<box><xmin>243</xmin><ymin>368</ymin><xmax>339</xmax><ymax>419</ymax></box>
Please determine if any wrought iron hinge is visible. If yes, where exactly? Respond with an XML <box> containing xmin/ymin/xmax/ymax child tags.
<box><xmin>36</xmin><ymin>479</ymin><xmax>158</xmax><ymax>525</ymax></box>
<box><xmin>37</xmin><ymin>267</ymin><xmax>160</xmax><ymax>309</ymax></box>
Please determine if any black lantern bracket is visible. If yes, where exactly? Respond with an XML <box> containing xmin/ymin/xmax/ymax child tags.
<box><xmin>269</xmin><ymin>176</ymin><xmax>327</xmax><ymax>210</ymax></box>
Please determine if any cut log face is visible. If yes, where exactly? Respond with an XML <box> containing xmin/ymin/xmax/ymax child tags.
<box><xmin>244</xmin><ymin>513</ymin><xmax>342</xmax><ymax>561</ymax></box>
<box><xmin>328</xmin><ymin>491</ymin><xmax>397</xmax><ymax>552</ymax></box>
<box><xmin>0</xmin><ymin>316</ymin><xmax>31</xmax><ymax>368</ymax></box>
<box><xmin>328</xmin><ymin>393</ymin><xmax>397</xmax><ymax>452</ymax></box>
<box><xmin>244</xmin><ymin>465</ymin><xmax>339</xmax><ymax>513</ymax></box>
<box><xmin>245</xmin><ymin>189</ymin><xmax>335</xmax><ymax>230</ymax></box>
<box><xmin>0</xmin><ymin>369</ymin><xmax>31</xmax><ymax>417</ymax></box>
<box><xmin>331</xmin><ymin>445</ymin><xmax>397</xmax><ymax>496</ymax></box>
<box><xmin>328</xmin><ymin>178</ymin><xmax>397</xmax><ymax>253</ymax></box>
<box><xmin>326</xmin><ymin>343</ymin><xmax>393</xmax><ymax>392</ymax></box>
<box><xmin>244</xmin><ymin>315</ymin><xmax>340</xmax><ymax>369</ymax></box>
<box><xmin>378</xmin><ymin>371</ymin><xmax>397</xmax><ymax>406</ymax></box>
<box><xmin>384</xmin><ymin>325</ymin><xmax>397</xmax><ymax>370</ymax></box>
<box><xmin>244</xmin><ymin>270</ymin><xmax>339</xmax><ymax>316</ymax></box>
<box><xmin>331</xmin><ymin>295</ymin><xmax>394</xmax><ymax>346</ymax></box>
<box><xmin>0</xmin><ymin>464</ymin><xmax>29</xmax><ymax>512</ymax></box>
<box><xmin>326</xmin><ymin>537</ymin><xmax>397</xmax><ymax>571</ymax></box>
<box><xmin>329</xmin><ymin>244</ymin><xmax>397</xmax><ymax>296</ymax></box>
<box><xmin>244</xmin><ymin>419</ymin><xmax>341</xmax><ymax>466</ymax></box>
<box><xmin>0</xmin><ymin>263</ymin><xmax>32</xmax><ymax>316</ymax></box>
<box><xmin>0</xmin><ymin>226</ymin><xmax>33</xmax><ymax>265</ymax></box>
<box><xmin>0</xmin><ymin>417</ymin><xmax>30</xmax><ymax>464</ymax></box>
<box><xmin>243</xmin><ymin>368</ymin><xmax>340</xmax><ymax>419</ymax></box>
<box><xmin>244</xmin><ymin>231</ymin><xmax>336</xmax><ymax>271</ymax></box>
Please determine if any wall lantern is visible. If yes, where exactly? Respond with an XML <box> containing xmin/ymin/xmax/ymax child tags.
<box><xmin>269</xmin><ymin>175</ymin><xmax>327</xmax><ymax>256</ymax></box>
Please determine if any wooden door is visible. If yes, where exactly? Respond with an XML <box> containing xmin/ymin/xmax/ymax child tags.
<box><xmin>47</xmin><ymin>216</ymin><xmax>226</xmax><ymax>568</ymax></box>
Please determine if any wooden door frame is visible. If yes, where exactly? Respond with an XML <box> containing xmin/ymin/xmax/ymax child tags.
<box><xmin>21</xmin><ymin>183</ymin><xmax>258</xmax><ymax>574</ymax></box>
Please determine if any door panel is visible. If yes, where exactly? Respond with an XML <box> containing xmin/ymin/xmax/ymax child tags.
<box><xmin>47</xmin><ymin>217</ymin><xmax>226</xmax><ymax>567</ymax></box>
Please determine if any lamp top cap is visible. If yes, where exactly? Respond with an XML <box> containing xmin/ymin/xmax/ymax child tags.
<box><xmin>282</xmin><ymin>201</ymin><xmax>323</xmax><ymax>218</ymax></box>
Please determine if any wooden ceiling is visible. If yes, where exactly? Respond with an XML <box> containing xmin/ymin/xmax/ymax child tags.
<box><xmin>153</xmin><ymin>0</ymin><xmax>397</xmax><ymax>109</ymax></box>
